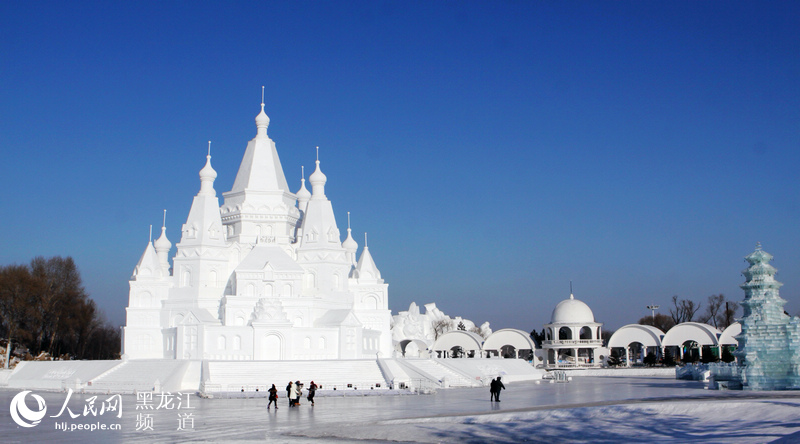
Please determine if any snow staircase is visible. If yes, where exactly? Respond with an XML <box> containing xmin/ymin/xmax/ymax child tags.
<box><xmin>202</xmin><ymin>359</ymin><xmax>388</xmax><ymax>393</ymax></box>
<box><xmin>89</xmin><ymin>359</ymin><xmax>191</xmax><ymax>393</ymax></box>
<box><xmin>401</xmin><ymin>359</ymin><xmax>480</xmax><ymax>388</ymax></box>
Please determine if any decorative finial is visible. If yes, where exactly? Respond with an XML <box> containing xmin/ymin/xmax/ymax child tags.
<box><xmin>569</xmin><ymin>280</ymin><xmax>574</xmax><ymax>299</ymax></box>
<box><xmin>316</xmin><ymin>146</ymin><xmax>319</xmax><ymax>162</ymax></box>
<box><xmin>207</xmin><ymin>141</ymin><xmax>211</xmax><ymax>157</ymax></box>
<box><xmin>301</xmin><ymin>165</ymin><xmax>305</xmax><ymax>179</ymax></box>
<box><xmin>162</xmin><ymin>209</ymin><xmax>167</xmax><ymax>228</ymax></box>
<box><xmin>756</xmin><ymin>242</ymin><xmax>762</xmax><ymax>251</ymax></box>
<box><xmin>149</xmin><ymin>224</ymin><xmax>153</xmax><ymax>242</ymax></box>
<box><xmin>347</xmin><ymin>211</ymin><xmax>351</xmax><ymax>229</ymax></box>
<box><xmin>364</xmin><ymin>232</ymin><xmax>368</xmax><ymax>247</ymax></box>
<box><xmin>261</xmin><ymin>85</ymin><xmax>265</xmax><ymax>105</ymax></box>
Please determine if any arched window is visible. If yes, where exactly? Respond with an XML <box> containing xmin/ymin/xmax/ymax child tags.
<box><xmin>209</xmin><ymin>270</ymin><xmax>218</xmax><ymax>287</ymax></box>
<box><xmin>233</xmin><ymin>335</ymin><xmax>241</xmax><ymax>350</ymax></box>
<box><xmin>304</xmin><ymin>273</ymin><xmax>315</xmax><ymax>289</ymax></box>
<box><xmin>284</xmin><ymin>284</ymin><xmax>292</xmax><ymax>297</ymax></box>
<box><xmin>319</xmin><ymin>337</ymin><xmax>326</xmax><ymax>350</ymax></box>
<box><xmin>217</xmin><ymin>335</ymin><xmax>226</xmax><ymax>350</ymax></box>
<box><xmin>559</xmin><ymin>327</ymin><xmax>573</xmax><ymax>340</ymax></box>
<box><xmin>580</xmin><ymin>326</ymin><xmax>593</xmax><ymax>340</ymax></box>
<box><xmin>304</xmin><ymin>337</ymin><xmax>311</xmax><ymax>349</ymax></box>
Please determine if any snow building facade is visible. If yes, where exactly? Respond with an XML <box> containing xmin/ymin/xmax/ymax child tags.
<box><xmin>123</xmin><ymin>101</ymin><xmax>392</xmax><ymax>361</ymax></box>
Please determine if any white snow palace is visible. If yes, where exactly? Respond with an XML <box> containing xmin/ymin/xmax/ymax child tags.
<box><xmin>122</xmin><ymin>99</ymin><xmax>393</xmax><ymax>361</ymax></box>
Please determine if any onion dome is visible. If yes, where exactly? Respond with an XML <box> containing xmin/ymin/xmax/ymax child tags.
<box><xmin>343</xmin><ymin>228</ymin><xmax>358</xmax><ymax>252</ymax></box>
<box><xmin>198</xmin><ymin>152</ymin><xmax>217</xmax><ymax>196</ymax></box>
<box><xmin>154</xmin><ymin>226</ymin><xmax>171</xmax><ymax>252</ymax></box>
<box><xmin>255</xmin><ymin>103</ymin><xmax>270</xmax><ymax>135</ymax></box>
<box><xmin>309</xmin><ymin>159</ymin><xmax>327</xmax><ymax>197</ymax></box>
<box><xmin>296</xmin><ymin>177</ymin><xmax>311</xmax><ymax>202</ymax></box>
<box><xmin>550</xmin><ymin>293</ymin><xmax>596</xmax><ymax>323</ymax></box>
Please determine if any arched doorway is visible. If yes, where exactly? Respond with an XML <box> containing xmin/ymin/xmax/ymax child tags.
<box><xmin>261</xmin><ymin>334</ymin><xmax>282</xmax><ymax>360</ymax></box>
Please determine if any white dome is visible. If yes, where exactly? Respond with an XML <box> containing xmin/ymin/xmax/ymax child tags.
<box><xmin>550</xmin><ymin>295</ymin><xmax>595</xmax><ymax>323</ymax></box>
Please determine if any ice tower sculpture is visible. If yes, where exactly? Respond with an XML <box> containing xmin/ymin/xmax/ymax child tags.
<box><xmin>734</xmin><ymin>243</ymin><xmax>800</xmax><ymax>390</ymax></box>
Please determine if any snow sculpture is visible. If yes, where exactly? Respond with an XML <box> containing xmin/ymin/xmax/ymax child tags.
<box><xmin>732</xmin><ymin>243</ymin><xmax>800</xmax><ymax>390</ymax></box>
<box><xmin>391</xmin><ymin>302</ymin><xmax>491</xmax><ymax>353</ymax></box>
<box><xmin>123</xmin><ymin>100</ymin><xmax>393</xmax><ymax>361</ymax></box>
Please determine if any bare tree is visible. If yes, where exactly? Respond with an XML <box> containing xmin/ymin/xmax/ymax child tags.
<box><xmin>431</xmin><ymin>319</ymin><xmax>451</xmax><ymax>340</ymax></box>
<box><xmin>0</xmin><ymin>257</ymin><xmax>120</xmax><ymax>361</ymax></box>
<box><xmin>0</xmin><ymin>265</ymin><xmax>38</xmax><ymax>364</ymax></box>
<box><xmin>721</xmin><ymin>300</ymin><xmax>740</xmax><ymax>329</ymax></box>
<box><xmin>699</xmin><ymin>294</ymin><xmax>725</xmax><ymax>328</ymax></box>
<box><xmin>670</xmin><ymin>296</ymin><xmax>701</xmax><ymax>324</ymax></box>
<box><xmin>638</xmin><ymin>313</ymin><xmax>675</xmax><ymax>332</ymax></box>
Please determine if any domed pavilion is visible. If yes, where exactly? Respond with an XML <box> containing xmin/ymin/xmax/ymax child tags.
<box><xmin>543</xmin><ymin>292</ymin><xmax>603</xmax><ymax>368</ymax></box>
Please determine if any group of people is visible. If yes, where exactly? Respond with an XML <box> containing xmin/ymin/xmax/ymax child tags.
<box><xmin>267</xmin><ymin>380</ymin><xmax>318</xmax><ymax>408</ymax></box>
<box><xmin>489</xmin><ymin>376</ymin><xmax>505</xmax><ymax>402</ymax></box>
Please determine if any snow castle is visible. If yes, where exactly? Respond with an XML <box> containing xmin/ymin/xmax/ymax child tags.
<box><xmin>732</xmin><ymin>243</ymin><xmax>800</xmax><ymax>390</ymax></box>
<box><xmin>4</xmin><ymin>98</ymin><xmax>545</xmax><ymax>394</ymax></box>
<box><xmin>123</xmin><ymin>100</ymin><xmax>393</xmax><ymax>361</ymax></box>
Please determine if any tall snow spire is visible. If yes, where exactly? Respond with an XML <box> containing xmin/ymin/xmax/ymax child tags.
<box><xmin>309</xmin><ymin>146</ymin><xmax>327</xmax><ymax>198</ymax></box>
<box><xmin>355</xmin><ymin>231</ymin><xmax>382</xmax><ymax>282</ymax></box>
<box><xmin>342</xmin><ymin>211</ymin><xmax>358</xmax><ymax>266</ymax></box>
<box><xmin>154</xmin><ymin>209</ymin><xmax>172</xmax><ymax>273</ymax></box>
<box><xmin>199</xmin><ymin>141</ymin><xmax>217</xmax><ymax>196</ymax></box>
<box><xmin>255</xmin><ymin>86</ymin><xmax>270</xmax><ymax>137</ymax></box>
<box><xmin>296</xmin><ymin>165</ymin><xmax>311</xmax><ymax>212</ymax></box>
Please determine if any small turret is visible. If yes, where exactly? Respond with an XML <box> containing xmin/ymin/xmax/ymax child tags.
<box><xmin>154</xmin><ymin>210</ymin><xmax>171</xmax><ymax>275</ymax></box>
<box><xmin>309</xmin><ymin>147</ymin><xmax>327</xmax><ymax>199</ymax></box>
<box><xmin>255</xmin><ymin>86</ymin><xmax>270</xmax><ymax>137</ymax></box>
<box><xmin>296</xmin><ymin>166</ymin><xmax>311</xmax><ymax>214</ymax></box>
<box><xmin>342</xmin><ymin>212</ymin><xmax>358</xmax><ymax>267</ymax></box>
<box><xmin>198</xmin><ymin>141</ymin><xmax>217</xmax><ymax>197</ymax></box>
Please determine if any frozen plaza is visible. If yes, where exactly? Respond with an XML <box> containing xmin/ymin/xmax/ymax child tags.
<box><xmin>4</xmin><ymin>376</ymin><xmax>800</xmax><ymax>443</ymax></box>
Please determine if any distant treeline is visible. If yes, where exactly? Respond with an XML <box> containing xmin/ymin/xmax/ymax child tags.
<box><xmin>0</xmin><ymin>256</ymin><xmax>120</xmax><ymax>360</ymax></box>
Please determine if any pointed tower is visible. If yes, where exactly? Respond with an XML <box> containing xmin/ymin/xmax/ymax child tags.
<box><xmin>170</xmin><ymin>146</ymin><xmax>229</xmax><ymax>316</ymax></box>
<box><xmin>221</xmin><ymin>98</ymin><xmax>300</xmax><ymax>245</ymax></box>
<box><xmin>342</xmin><ymin>212</ymin><xmax>358</xmax><ymax>268</ymax></box>
<box><xmin>349</xmin><ymin>232</ymin><xmax>392</xmax><ymax>357</ymax></box>
<box><xmin>296</xmin><ymin>166</ymin><xmax>311</xmax><ymax>219</ymax></box>
<box><xmin>353</xmin><ymin>233</ymin><xmax>382</xmax><ymax>282</ymax></box>
<box><xmin>734</xmin><ymin>243</ymin><xmax>800</xmax><ymax>390</ymax></box>
<box><xmin>296</xmin><ymin>152</ymin><xmax>352</xmax><ymax>297</ymax></box>
<box><xmin>124</xmin><ymin>228</ymin><xmax>172</xmax><ymax>359</ymax></box>
<box><xmin>154</xmin><ymin>210</ymin><xmax>172</xmax><ymax>276</ymax></box>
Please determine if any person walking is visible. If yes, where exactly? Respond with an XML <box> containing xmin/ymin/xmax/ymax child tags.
<box><xmin>489</xmin><ymin>377</ymin><xmax>498</xmax><ymax>402</ymax></box>
<box><xmin>494</xmin><ymin>377</ymin><xmax>505</xmax><ymax>402</ymax></box>
<box><xmin>294</xmin><ymin>381</ymin><xmax>303</xmax><ymax>406</ymax></box>
<box><xmin>267</xmin><ymin>384</ymin><xmax>278</xmax><ymax>409</ymax></box>
<box><xmin>287</xmin><ymin>381</ymin><xmax>295</xmax><ymax>407</ymax></box>
<box><xmin>307</xmin><ymin>381</ymin><xmax>317</xmax><ymax>405</ymax></box>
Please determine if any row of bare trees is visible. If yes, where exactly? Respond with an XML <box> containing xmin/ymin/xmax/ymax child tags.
<box><xmin>0</xmin><ymin>257</ymin><xmax>120</xmax><ymax>361</ymax></box>
<box><xmin>639</xmin><ymin>294</ymin><xmax>740</xmax><ymax>332</ymax></box>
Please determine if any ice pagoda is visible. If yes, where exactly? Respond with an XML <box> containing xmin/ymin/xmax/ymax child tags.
<box><xmin>122</xmin><ymin>98</ymin><xmax>393</xmax><ymax>361</ymax></box>
<box><xmin>733</xmin><ymin>243</ymin><xmax>800</xmax><ymax>390</ymax></box>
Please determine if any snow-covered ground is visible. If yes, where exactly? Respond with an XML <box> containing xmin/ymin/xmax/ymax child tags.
<box><xmin>3</xmin><ymin>376</ymin><xmax>799</xmax><ymax>443</ymax></box>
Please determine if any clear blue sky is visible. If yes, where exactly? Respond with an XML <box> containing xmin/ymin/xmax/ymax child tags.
<box><xmin>2</xmin><ymin>1</ymin><xmax>799</xmax><ymax>332</ymax></box>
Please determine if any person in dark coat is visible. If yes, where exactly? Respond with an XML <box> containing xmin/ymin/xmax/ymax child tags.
<box><xmin>489</xmin><ymin>378</ymin><xmax>498</xmax><ymax>401</ymax></box>
<box><xmin>267</xmin><ymin>384</ymin><xmax>278</xmax><ymax>409</ymax></box>
<box><xmin>494</xmin><ymin>377</ymin><xmax>506</xmax><ymax>402</ymax></box>
<box><xmin>286</xmin><ymin>381</ymin><xmax>294</xmax><ymax>407</ymax></box>
<box><xmin>307</xmin><ymin>381</ymin><xmax>317</xmax><ymax>405</ymax></box>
